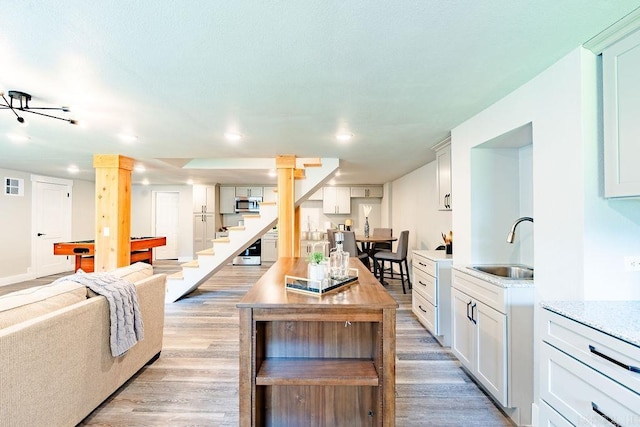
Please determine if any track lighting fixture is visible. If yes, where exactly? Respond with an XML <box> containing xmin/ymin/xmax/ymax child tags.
<box><xmin>0</xmin><ymin>90</ymin><xmax>77</xmax><ymax>125</ymax></box>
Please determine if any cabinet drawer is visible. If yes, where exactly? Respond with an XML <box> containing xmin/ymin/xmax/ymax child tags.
<box><xmin>538</xmin><ymin>400</ymin><xmax>572</xmax><ymax>427</ymax></box>
<box><xmin>452</xmin><ymin>270</ymin><xmax>505</xmax><ymax>313</ymax></box>
<box><xmin>412</xmin><ymin>291</ymin><xmax>437</xmax><ymax>335</ymax></box>
<box><xmin>541</xmin><ymin>309</ymin><xmax>640</xmax><ymax>393</ymax></box>
<box><xmin>413</xmin><ymin>268</ymin><xmax>437</xmax><ymax>306</ymax></box>
<box><xmin>413</xmin><ymin>253</ymin><xmax>435</xmax><ymax>276</ymax></box>
<box><xmin>541</xmin><ymin>343</ymin><xmax>640</xmax><ymax>426</ymax></box>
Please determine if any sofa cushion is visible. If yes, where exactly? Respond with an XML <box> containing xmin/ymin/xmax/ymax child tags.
<box><xmin>0</xmin><ymin>281</ymin><xmax>87</xmax><ymax>328</ymax></box>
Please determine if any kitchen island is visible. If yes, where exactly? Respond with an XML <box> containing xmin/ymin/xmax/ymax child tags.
<box><xmin>237</xmin><ymin>257</ymin><xmax>398</xmax><ymax>426</ymax></box>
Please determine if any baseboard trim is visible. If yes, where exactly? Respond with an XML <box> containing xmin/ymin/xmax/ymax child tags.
<box><xmin>0</xmin><ymin>271</ymin><xmax>37</xmax><ymax>287</ymax></box>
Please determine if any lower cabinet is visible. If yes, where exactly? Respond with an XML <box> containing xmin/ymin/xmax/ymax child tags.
<box><xmin>451</xmin><ymin>269</ymin><xmax>534</xmax><ymax>426</ymax></box>
<box><xmin>540</xmin><ymin>308</ymin><xmax>640</xmax><ymax>426</ymax></box>
<box><xmin>261</xmin><ymin>232</ymin><xmax>278</xmax><ymax>262</ymax></box>
<box><xmin>412</xmin><ymin>250</ymin><xmax>452</xmax><ymax>346</ymax></box>
<box><xmin>193</xmin><ymin>213</ymin><xmax>215</xmax><ymax>256</ymax></box>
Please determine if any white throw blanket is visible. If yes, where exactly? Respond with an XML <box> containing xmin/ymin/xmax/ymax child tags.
<box><xmin>55</xmin><ymin>271</ymin><xmax>144</xmax><ymax>357</ymax></box>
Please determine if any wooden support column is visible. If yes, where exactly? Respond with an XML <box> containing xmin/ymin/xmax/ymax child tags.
<box><xmin>276</xmin><ymin>155</ymin><xmax>296</xmax><ymax>257</ymax></box>
<box><xmin>93</xmin><ymin>154</ymin><xmax>134</xmax><ymax>272</ymax></box>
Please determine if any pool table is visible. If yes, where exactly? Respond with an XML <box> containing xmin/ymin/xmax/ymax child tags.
<box><xmin>53</xmin><ymin>236</ymin><xmax>167</xmax><ymax>272</ymax></box>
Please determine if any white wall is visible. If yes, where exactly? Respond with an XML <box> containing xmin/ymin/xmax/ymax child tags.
<box><xmin>71</xmin><ymin>179</ymin><xmax>95</xmax><ymax>240</ymax></box>
<box><xmin>390</xmin><ymin>160</ymin><xmax>452</xmax><ymax>256</ymax></box>
<box><xmin>452</xmin><ymin>46</ymin><xmax>640</xmax><ymax>302</ymax></box>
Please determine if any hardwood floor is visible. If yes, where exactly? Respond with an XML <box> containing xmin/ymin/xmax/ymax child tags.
<box><xmin>7</xmin><ymin>261</ymin><xmax>514</xmax><ymax>426</ymax></box>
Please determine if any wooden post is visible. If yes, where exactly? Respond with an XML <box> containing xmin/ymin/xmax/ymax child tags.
<box><xmin>276</xmin><ymin>155</ymin><xmax>296</xmax><ymax>257</ymax></box>
<box><xmin>93</xmin><ymin>154</ymin><xmax>134</xmax><ymax>272</ymax></box>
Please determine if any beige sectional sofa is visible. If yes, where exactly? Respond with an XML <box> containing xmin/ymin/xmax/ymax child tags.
<box><xmin>0</xmin><ymin>262</ymin><xmax>166</xmax><ymax>427</ymax></box>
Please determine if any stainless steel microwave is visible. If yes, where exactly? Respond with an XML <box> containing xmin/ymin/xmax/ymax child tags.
<box><xmin>235</xmin><ymin>196</ymin><xmax>262</xmax><ymax>213</ymax></box>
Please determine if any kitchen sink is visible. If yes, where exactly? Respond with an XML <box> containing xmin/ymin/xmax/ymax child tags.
<box><xmin>470</xmin><ymin>265</ymin><xmax>534</xmax><ymax>280</ymax></box>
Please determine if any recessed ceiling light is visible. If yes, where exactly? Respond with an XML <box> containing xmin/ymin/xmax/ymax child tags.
<box><xmin>6</xmin><ymin>133</ymin><xmax>30</xmax><ymax>142</ymax></box>
<box><xmin>336</xmin><ymin>132</ymin><xmax>353</xmax><ymax>142</ymax></box>
<box><xmin>118</xmin><ymin>133</ymin><xmax>138</xmax><ymax>143</ymax></box>
<box><xmin>268</xmin><ymin>169</ymin><xmax>277</xmax><ymax>177</ymax></box>
<box><xmin>187</xmin><ymin>179</ymin><xmax>194</xmax><ymax>185</ymax></box>
<box><xmin>141</xmin><ymin>178</ymin><xmax>150</xmax><ymax>186</ymax></box>
<box><xmin>134</xmin><ymin>164</ymin><xmax>146</xmax><ymax>173</ymax></box>
<box><xmin>335</xmin><ymin>170</ymin><xmax>341</xmax><ymax>177</ymax></box>
<box><xmin>224</xmin><ymin>132</ymin><xmax>243</xmax><ymax>142</ymax></box>
<box><xmin>67</xmin><ymin>165</ymin><xmax>79</xmax><ymax>174</ymax></box>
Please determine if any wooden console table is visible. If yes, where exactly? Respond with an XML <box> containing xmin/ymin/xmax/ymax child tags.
<box><xmin>237</xmin><ymin>257</ymin><xmax>398</xmax><ymax>426</ymax></box>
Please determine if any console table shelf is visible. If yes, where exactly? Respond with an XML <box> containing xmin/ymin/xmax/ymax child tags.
<box><xmin>237</xmin><ymin>257</ymin><xmax>397</xmax><ymax>426</ymax></box>
<box><xmin>256</xmin><ymin>358</ymin><xmax>379</xmax><ymax>386</ymax></box>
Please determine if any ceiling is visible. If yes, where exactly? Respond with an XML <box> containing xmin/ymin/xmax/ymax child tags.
<box><xmin>1</xmin><ymin>1</ymin><xmax>639</xmax><ymax>186</ymax></box>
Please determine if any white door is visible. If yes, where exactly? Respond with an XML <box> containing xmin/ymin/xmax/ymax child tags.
<box><xmin>32</xmin><ymin>177</ymin><xmax>73</xmax><ymax>276</ymax></box>
<box><xmin>154</xmin><ymin>191</ymin><xmax>179</xmax><ymax>259</ymax></box>
<box><xmin>475</xmin><ymin>300</ymin><xmax>508</xmax><ymax>406</ymax></box>
<box><xmin>451</xmin><ymin>288</ymin><xmax>474</xmax><ymax>370</ymax></box>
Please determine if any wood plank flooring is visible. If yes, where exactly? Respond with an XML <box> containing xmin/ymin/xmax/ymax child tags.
<box><xmin>7</xmin><ymin>261</ymin><xmax>514</xmax><ymax>426</ymax></box>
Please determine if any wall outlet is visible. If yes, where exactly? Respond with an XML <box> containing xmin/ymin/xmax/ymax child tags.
<box><xmin>624</xmin><ymin>256</ymin><xmax>640</xmax><ymax>272</ymax></box>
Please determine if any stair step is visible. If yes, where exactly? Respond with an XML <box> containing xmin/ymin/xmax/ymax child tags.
<box><xmin>196</xmin><ymin>248</ymin><xmax>214</xmax><ymax>256</ymax></box>
<box><xmin>227</xmin><ymin>226</ymin><xmax>246</xmax><ymax>231</ymax></box>
<box><xmin>212</xmin><ymin>237</ymin><xmax>231</xmax><ymax>243</ymax></box>
<box><xmin>181</xmin><ymin>260</ymin><xmax>199</xmax><ymax>268</ymax></box>
<box><xmin>260</xmin><ymin>201</ymin><xmax>276</xmax><ymax>206</ymax></box>
<box><xmin>242</xmin><ymin>214</ymin><xmax>261</xmax><ymax>219</ymax></box>
<box><xmin>167</xmin><ymin>271</ymin><xmax>184</xmax><ymax>280</ymax></box>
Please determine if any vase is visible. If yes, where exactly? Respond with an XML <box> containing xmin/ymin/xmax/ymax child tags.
<box><xmin>364</xmin><ymin>217</ymin><xmax>370</xmax><ymax>238</ymax></box>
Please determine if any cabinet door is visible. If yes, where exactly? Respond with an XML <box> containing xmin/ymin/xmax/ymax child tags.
<box><xmin>262</xmin><ymin>186</ymin><xmax>277</xmax><ymax>203</ymax></box>
<box><xmin>219</xmin><ymin>186</ymin><xmax>236</xmax><ymax>214</ymax></box>
<box><xmin>451</xmin><ymin>288</ymin><xmax>474</xmax><ymax>370</ymax></box>
<box><xmin>603</xmin><ymin>29</ymin><xmax>640</xmax><ymax>197</ymax></box>
<box><xmin>261</xmin><ymin>238</ymin><xmax>278</xmax><ymax>262</ymax></box>
<box><xmin>193</xmin><ymin>185</ymin><xmax>216</xmax><ymax>213</ymax></box>
<box><xmin>436</xmin><ymin>145</ymin><xmax>452</xmax><ymax>210</ymax></box>
<box><xmin>322</xmin><ymin>187</ymin><xmax>351</xmax><ymax>214</ymax></box>
<box><xmin>350</xmin><ymin>186</ymin><xmax>383</xmax><ymax>198</ymax></box>
<box><xmin>193</xmin><ymin>214</ymin><xmax>214</xmax><ymax>255</ymax></box>
<box><xmin>474</xmin><ymin>300</ymin><xmax>507</xmax><ymax>406</ymax></box>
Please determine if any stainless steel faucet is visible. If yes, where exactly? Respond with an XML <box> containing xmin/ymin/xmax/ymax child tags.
<box><xmin>506</xmin><ymin>217</ymin><xmax>533</xmax><ymax>243</ymax></box>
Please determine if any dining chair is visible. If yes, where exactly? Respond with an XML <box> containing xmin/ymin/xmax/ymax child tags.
<box><xmin>326</xmin><ymin>229</ymin><xmax>336</xmax><ymax>251</ymax></box>
<box><xmin>371</xmin><ymin>227</ymin><xmax>393</xmax><ymax>277</ymax></box>
<box><xmin>341</xmin><ymin>231</ymin><xmax>370</xmax><ymax>269</ymax></box>
<box><xmin>373</xmin><ymin>230</ymin><xmax>411</xmax><ymax>293</ymax></box>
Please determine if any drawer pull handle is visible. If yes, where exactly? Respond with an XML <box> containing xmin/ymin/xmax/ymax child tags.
<box><xmin>419</xmin><ymin>262</ymin><xmax>427</xmax><ymax>267</ymax></box>
<box><xmin>589</xmin><ymin>345</ymin><xmax>640</xmax><ymax>373</ymax></box>
<box><xmin>419</xmin><ymin>280</ymin><xmax>427</xmax><ymax>287</ymax></box>
<box><xmin>418</xmin><ymin>305</ymin><xmax>427</xmax><ymax>313</ymax></box>
<box><xmin>591</xmin><ymin>402</ymin><xmax>621</xmax><ymax>427</ymax></box>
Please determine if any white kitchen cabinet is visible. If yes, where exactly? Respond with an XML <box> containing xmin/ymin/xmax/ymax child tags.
<box><xmin>219</xmin><ymin>186</ymin><xmax>236</xmax><ymax>214</ymax></box>
<box><xmin>322</xmin><ymin>186</ymin><xmax>351</xmax><ymax>214</ymax></box>
<box><xmin>235</xmin><ymin>186</ymin><xmax>263</xmax><ymax>197</ymax></box>
<box><xmin>539</xmin><ymin>306</ymin><xmax>640</xmax><ymax>427</ymax></box>
<box><xmin>193</xmin><ymin>185</ymin><xmax>216</xmax><ymax>213</ymax></box>
<box><xmin>262</xmin><ymin>186</ymin><xmax>277</xmax><ymax>203</ymax></box>
<box><xmin>350</xmin><ymin>186</ymin><xmax>383</xmax><ymax>198</ymax></box>
<box><xmin>433</xmin><ymin>137</ymin><xmax>452</xmax><ymax>210</ymax></box>
<box><xmin>603</xmin><ymin>28</ymin><xmax>640</xmax><ymax>197</ymax></box>
<box><xmin>412</xmin><ymin>250</ymin><xmax>452</xmax><ymax>346</ymax></box>
<box><xmin>193</xmin><ymin>213</ymin><xmax>215</xmax><ymax>256</ymax></box>
<box><xmin>261</xmin><ymin>231</ymin><xmax>278</xmax><ymax>262</ymax></box>
<box><xmin>451</xmin><ymin>269</ymin><xmax>534</xmax><ymax>426</ymax></box>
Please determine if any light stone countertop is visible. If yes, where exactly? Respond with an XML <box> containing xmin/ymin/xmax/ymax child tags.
<box><xmin>412</xmin><ymin>250</ymin><xmax>452</xmax><ymax>262</ymax></box>
<box><xmin>452</xmin><ymin>265</ymin><xmax>535</xmax><ymax>288</ymax></box>
<box><xmin>541</xmin><ymin>301</ymin><xmax>640</xmax><ymax>347</ymax></box>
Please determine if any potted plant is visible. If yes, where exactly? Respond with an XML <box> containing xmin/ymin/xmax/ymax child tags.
<box><xmin>307</xmin><ymin>249</ymin><xmax>328</xmax><ymax>288</ymax></box>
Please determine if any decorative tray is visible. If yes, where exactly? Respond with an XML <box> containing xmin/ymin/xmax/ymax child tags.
<box><xmin>285</xmin><ymin>269</ymin><xmax>359</xmax><ymax>296</ymax></box>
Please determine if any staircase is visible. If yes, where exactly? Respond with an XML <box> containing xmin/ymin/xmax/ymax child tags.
<box><xmin>164</xmin><ymin>157</ymin><xmax>338</xmax><ymax>303</ymax></box>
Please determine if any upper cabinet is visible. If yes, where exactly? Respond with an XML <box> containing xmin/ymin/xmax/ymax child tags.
<box><xmin>235</xmin><ymin>186</ymin><xmax>263</xmax><ymax>198</ymax></box>
<box><xmin>219</xmin><ymin>186</ymin><xmax>236</xmax><ymax>214</ymax></box>
<box><xmin>193</xmin><ymin>185</ymin><xmax>216</xmax><ymax>213</ymax></box>
<box><xmin>322</xmin><ymin>186</ymin><xmax>351</xmax><ymax>214</ymax></box>
<box><xmin>350</xmin><ymin>186</ymin><xmax>383</xmax><ymax>198</ymax></box>
<box><xmin>603</xmin><ymin>29</ymin><xmax>640</xmax><ymax>198</ymax></box>
<box><xmin>262</xmin><ymin>186</ymin><xmax>277</xmax><ymax>203</ymax></box>
<box><xmin>433</xmin><ymin>137</ymin><xmax>452</xmax><ymax>210</ymax></box>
